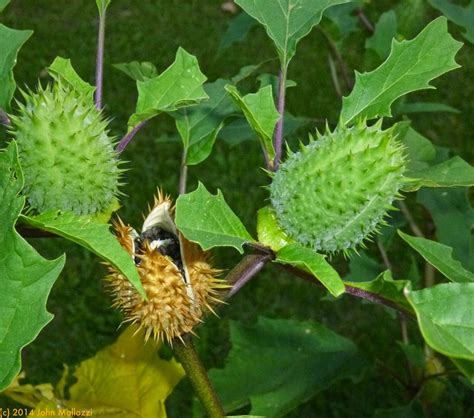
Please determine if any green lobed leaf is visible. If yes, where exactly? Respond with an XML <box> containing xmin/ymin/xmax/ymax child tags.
<box><xmin>175</xmin><ymin>182</ymin><xmax>255</xmax><ymax>253</ymax></box>
<box><xmin>209</xmin><ymin>317</ymin><xmax>367</xmax><ymax>417</ymax></box>
<box><xmin>405</xmin><ymin>156</ymin><xmax>474</xmax><ymax>191</ymax></box>
<box><xmin>172</xmin><ymin>79</ymin><xmax>235</xmax><ymax>165</ymax></box>
<box><xmin>0</xmin><ymin>0</ymin><xmax>10</xmax><ymax>12</ymax></box>
<box><xmin>0</xmin><ymin>141</ymin><xmax>65</xmax><ymax>391</ymax></box>
<box><xmin>398</xmin><ymin>230</ymin><xmax>474</xmax><ymax>283</ymax></box>
<box><xmin>345</xmin><ymin>270</ymin><xmax>412</xmax><ymax>312</ymax></box>
<box><xmin>19</xmin><ymin>211</ymin><xmax>145</xmax><ymax>298</ymax></box>
<box><xmin>365</xmin><ymin>10</ymin><xmax>398</xmax><ymax>60</ymax></box>
<box><xmin>0</xmin><ymin>24</ymin><xmax>33</xmax><ymax>110</ymax></box>
<box><xmin>417</xmin><ymin>188</ymin><xmax>474</xmax><ymax>271</ymax></box>
<box><xmin>341</xmin><ymin>17</ymin><xmax>463</xmax><ymax>125</ymax></box>
<box><xmin>96</xmin><ymin>0</ymin><xmax>111</xmax><ymax>17</ymax></box>
<box><xmin>235</xmin><ymin>0</ymin><xmax>350</xmax><ymax>67</ymax></box>
<box><xmin>276</xmin><ymin>243</ymin><xmax>345</xmax><ymax>297</ymax></box>
<box><xmin>225</xmin><ymin>84</ymin><xmax>279</xmax><ymax>164</ymax></box>
<box><xmin>428</xmin><ymin>0</ymin><xmax>474</xmax><ymax>44</ymax></box>
<box><xmin>406</xmin><ymin>282</ymin><xmax>474</xmax><ymax>360</ymax></box>
<box><xmin>128</xmin><ymin>47</ymin><xmax>208</xmax><ymax>128</ymax></box>
<box><xmin>113</xmin><ymin>61</ymin><xmax>158</xmax><ymax>82</ymax></box>
<box><xmin>47</xmin><ymin>57</ymin><xmax>96</xmax><ymax>99</ymax></box>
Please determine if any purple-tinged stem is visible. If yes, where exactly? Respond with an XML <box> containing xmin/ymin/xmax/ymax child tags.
<box><xmin>273</xmin><ymin>67</ymin><xmax>287</xmax><ymax>171</ymax></box>
<box><xmin>0</xmin><ymin>108</ymin><xmax>11</xmax><ymax>126</ymax></box>
<box><xmin>227</xmin><ymin>254</ymin><xmax>273</xmax><ymax>298</ymax></box>
<box><xmin>282</xmin><ymin>264</ymin><xmax>414</xmax><ymax>319</ymax></box>
<box><xmin>116</xmin><ymin>121</ymin><xmax>147</xmax><ymax>153</ymax></box>
<box><xmin>95</xmin><ymin>10</ymin><xmax>106</xmax><ymax>110</ymax></box>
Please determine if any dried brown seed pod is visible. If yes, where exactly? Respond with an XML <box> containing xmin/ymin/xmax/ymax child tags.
<box><xmin>105</xmin><ymin>191</ymin><xmax>228</xmax><ymax>344</ymax></box>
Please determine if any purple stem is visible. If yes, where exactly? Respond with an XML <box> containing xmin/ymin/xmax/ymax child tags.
<box><xmin>95</xmin><ymin>11</ymin><xmax>106</xmax><ymax>110</ymax></box>
<box><xmin>225</xmin><ymin>254</ymin><xmax>273</xmax><ymax>299</ymax></box>
<box><xmin>273</xmin><ymin>68</ymin><xmax>287</xmax><ymax>171</ymax></box>
<box><xmin>0</xmin><ymin>108</ymin><xmax>11</xmax><ymax>126</ymax></box>
<box><xmin>116</xmin><ymin>120</ymin><xmax>147</xmax><ymax>153</ymax></box>
<box><xmin>228</xmin><ymin>254</ymin><xmax>272</xmax><ymax>298</ymax></box>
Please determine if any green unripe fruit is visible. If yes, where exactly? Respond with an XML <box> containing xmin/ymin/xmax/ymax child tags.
<box><xmin>270</xmin><ymin>120</ymin><xmax>406</xmax><ymax>253</ymax></box>
<box><xmin>10</xmin><ymin>83</ymin><xmax>122</xmax><ymax>215</ymax></box>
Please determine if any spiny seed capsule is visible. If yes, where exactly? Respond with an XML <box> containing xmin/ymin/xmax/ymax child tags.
<box><xmin>106</xmin><ymin>191</ymin><xmax>228</xmax><ymax>344</ymax></box>
<box><xmin>9</xmin><ymin>82</ymin><xmax>122</xmax><ymax>215</ymax></box>
<box><xmin>270</xmin><ymin>120</ymin><xmax>406</xmax><ymax>253</ymax></box>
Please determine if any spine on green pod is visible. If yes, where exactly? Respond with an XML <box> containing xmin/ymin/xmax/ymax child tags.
<box><xmin>9</xmin><ymin>82</ymin><xmax>123</xmax><ymax>216</ymax></box>
<box><xmin>269</xmin><ymin>120</ymin><xmax>407</xmax><ymax>254</ymax></box>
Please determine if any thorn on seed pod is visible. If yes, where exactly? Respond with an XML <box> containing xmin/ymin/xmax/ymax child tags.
<box><xmin>105</xmin><ymin>190</ymin><xmax>228</xmax><ymax>345</ymax></box>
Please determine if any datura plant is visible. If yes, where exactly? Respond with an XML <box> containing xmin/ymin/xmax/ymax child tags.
<box><xmin>1</xmin><ymin>1</ymin><xmax>473</xmax><ymax>417</ymax></box>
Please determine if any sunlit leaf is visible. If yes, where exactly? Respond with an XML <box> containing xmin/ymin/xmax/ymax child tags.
<box><xmin>48</xmin><ymin>57</ymin><xmax>96</xmax><ymax>99</ymax></box>
<box><xmin>0</xmin><ymin>141</ymin><xmax>65</xmax><ymax>391</ymax></box>
<box><xmin>276</xmin><ymin>243</ymin><xmax>345</xmax><ymax>297</ymax></box>
<box><xmin>128</xmin><ymin>48</ymin><xmax>208</xmax><ymax>128</ymax></box>
<box><xmin>113</xmin><ymin>61</ymin><xmax>158</xmax><ymax>82</ymax></box>
<box><xmin>175</xmin><ymin>183</ymin><xmax>255</xmax><ymax>253</ymax></box>
<box><xmin>406</xmin><ymin>282</ymin><xmax>474</xmax><ymax>360</ymax></box>
<box><xmin>341</xmin><ymin>17</ymin><xmax>462</xmax><ymax>125</ymax></box>
<box><xmin>0</xmin><ymin>24</ymin><xmax>32</xmax><ymax>110</ymax></box>
<box><xmin>3</xmin><ymin>326</ymin><xmax>185</xmax><ymax>417</ymax></box>
<box><xmin>225</xmin><ymin>84</ymin><xmax>279</xmax><ymax>164</ymax></box>
<box><xmin>210</xmin><ymin>317</ymin><xmax>366</xmax><ymax>416</ymax></box>
<box><xmin>235</xmin><ymin>0</ymin><xmax>350</xmax><ymax>67</ymax></box>
<box><xmin>20</xmin><ymin>210</ymin><xmax>145</xmax><ymax>298</ymax></box>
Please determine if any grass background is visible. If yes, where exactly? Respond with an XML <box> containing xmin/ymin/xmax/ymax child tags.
<box><xmin>1</xmin><ymin>0</ymin><xmax>473</xmax><ymax>416</ymax></box>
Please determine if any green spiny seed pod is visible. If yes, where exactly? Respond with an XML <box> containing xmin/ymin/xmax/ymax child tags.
<box><xmin>10</xmin><ymin>82</ymin><xmax>122</xmax><ymax>215</ymax></box>
<box><xmin>270</xmin><ymin>120</ymin><xmax>406</xmax><ymax>253</ymax></box>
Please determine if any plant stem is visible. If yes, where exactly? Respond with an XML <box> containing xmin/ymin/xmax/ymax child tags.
<box><xmin>179</xmin><ymin>148</ymin><xmax>188</xmax><ymax>195</ymax></box>
<box><xmin>226</xmin><ymin>253</ymin><xmax>273</xmax><ymax>298</ymax></box>
<box><xmin>319</xmin><ymin>27</ymin><xmax>353</xmax><ymax>91</ymax></box>
<box><xmin>399</xmin><ymin>201</ymin><xmax>425</xmax><ymax>238</ymax></box>
<box><xmin>116</xmin><ymin>120</ymin><xmax>147</xmax><ymax>153</ymax></box>
<box><xmin>328</xmin><ymin>54</ymin><xmax>342</xmax><ymax>97</ymax></box>
<box><xmin>0</xmin><ymin>108</ymin><xmax>11</xmax><ymax>126</ymax></box>
<box><xmin>357</xmin><ymin>8</ymin><xmax>374</xmax><ymax>33</ymax></box>
<box><xmin>273</xmin><ymin>67</ymin><xmax>287</xmax><ymax>171</ymax></box>
<box><xmin>95</xmin><ymin>8</ymin><xmax>106</xmax><ymax>110</ymax></box>
<box><xmin>282</xmin><ymin>264</ymin><xmax>414</xmax><ymax>319</ymax></box>
<box><xmin>173</xmin><ymin>334</ymin><xmax>226</xmax><ymax>418</ymax></box>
